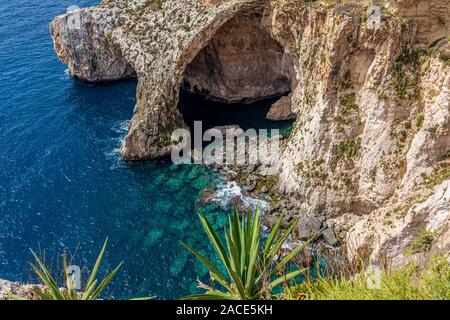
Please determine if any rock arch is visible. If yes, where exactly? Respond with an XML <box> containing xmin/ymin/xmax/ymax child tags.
<box><xmin>50</xmin><ymin>0</ymin><xmax>297</xmax><ymax>160</ymax></box>
<box><xmin>118</xmin><ymin>0</ymin><xmax>273</xmax><ymax>160</ymax></box>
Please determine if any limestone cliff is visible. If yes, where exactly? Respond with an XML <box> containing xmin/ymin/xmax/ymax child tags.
<box><xmin>50</xmin><ymin>0</ymin><xmax>450</xmax><ymax>265</ymax></box>
<box><xmin>50</xmin><ymin>7</ymin><xmax>134</xmax><ymax>82</ymax></box>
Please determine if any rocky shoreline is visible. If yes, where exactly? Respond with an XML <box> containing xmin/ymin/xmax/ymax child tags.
<box><xmin>0</xmin><ymin>279</ymin><xmax>43</xmax><ymax>300</ymax></box>
<box><xmin>213</xmin><ymin>160</ymin><xmax>341</xmax><ymax>247</ymax></box>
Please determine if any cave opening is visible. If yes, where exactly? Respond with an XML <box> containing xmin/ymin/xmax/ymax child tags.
<box><xmin>178</xmin><ymin>10</ymin><xmax>295</xmax><ymax>136</ymax></box>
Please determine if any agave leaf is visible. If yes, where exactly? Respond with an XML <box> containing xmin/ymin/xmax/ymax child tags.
<box><xmin>230</xmin><ymin>211</ymin><xmax>241</xmax><ymax>256</ymax></box>
<box><xmin>81</xmin><ymin>279</ymin><xmax>98</xmax><ymax>300</ymax></box>
<box><xmin>85</xmin><ymin>237</ymin><xmax>108</xmax><ymax>291</ymax></box>
<box><xmin>27</xmin><ymin>238</ymin><xmax>122</xmax><ymax>301</ymax></box>
<box><xmin>210</xmin><ymin>272</ymin><xmax>232</xmax><ymax>292</ymax></box>
<box><xmin>228</xmin><ymin>267</ymin><xmax>246</xmax><ymax>299</ymax></box>
<box><xmin>29</xmin><ymin>265</ymin><xmax>63</xmax><ymax>300</ymax></box>
<box><xmin>181</xmin><ymin>292</ymin><xmax>236</xmax><ymax>300</ymax></box>
<box><xmin>198</xmin><ymin>211</ymin><xmax>231</xmax><ymax>270</ymax></box>
<box><xmin>266</xmin><ymin>221</ymin><xmax>297</xmax><ymax>262</ymax></box>
<box><xmin>180</xmin><ymin>241</ymin><xmax>229</xmax><ymax>286</ymax></box>
<box><xmin>183</xmin><ymin>207</ymin><xmax>309</xmax><ymax>300</ymax></box>
<box><xmin>264</xmin><ymin>213</ymin><xmax>284</xmax><ymax>254</ymax></box>
<box><xmin>129</xmin><ymin>296</ymin><xmax>156</xmax><ymax>300</ymax></box>
<box><xmin>244</xmin><ymin>212</ymin><xmax>260</xmax><ymax>289</ymax></box>
<box><xmin>63</xmin><ymin>254</ymin><xmax>78</xmax><ymax>300</ymax></box>
<box><xmin>272</xmin><ymin>240</ymin><xmax>310</xmax><ymax>277</ymax></box>
<box><xmin>225</xmin><ymin>230</ymin><xmax>240</xmax><ymax>275</ymax></box>
<box><xmin>31</xmin><ymin>287</ymin><xmax>56</xmax><ymax>300</ymax></box>
<box><xmin>230</xmin><ymin>208</ymin><xmax>246</xmax><ymax>276</ymax></box>
<box><xmin>90</xmin><ymin>261</ymin><xmax>123</xmax><ymax>300</ymax></box>
<box><xmin>29</xmin><ymin>250</ymin><xmax>64</xmax><ymax>300</ymax></box>
<box><xmin>250</xmin><ymin>210</ymin><xmax>259</xmax><ymax>249</ymax></box>
<box><xmin>245</xmin><ymin>235</ymin><xmax>260</xmax><ymax>296</ymax></box>
<box><xmin>234</xmin><ymin>212</ymin><xmax>248</xmax><ymax>278</ymax></box>
<box><xmin>270</xmin><ymin>269</ymin><xmax>306</xmax><ymax>289</ymax></box>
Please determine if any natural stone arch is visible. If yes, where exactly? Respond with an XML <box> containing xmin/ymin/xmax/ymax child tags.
<box><xmin>119</xmin><ymin>0</ymin><xmax>269</xmax><ymax>160</ymax></box>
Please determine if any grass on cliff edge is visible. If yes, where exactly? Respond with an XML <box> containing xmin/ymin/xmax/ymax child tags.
<box><xmin>284</xmin><ymin>257</ymin><xmax>449</xmax><ymax>300</ymax></box>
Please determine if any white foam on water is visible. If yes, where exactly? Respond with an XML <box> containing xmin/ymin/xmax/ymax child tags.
<box><xmin>61</xmin><ymin>69</ymin><xmax>72</xmax><ymax>81</ymax></box>
<box><xmin>112</xmin><ymin>120</ymin><xmax>130</xmax><ymax>134</ymax></box>
<box><xmin>105</xmin><ymin>120</ymin><xmax>130</xmax><ymax>169</ymax></box>
<box><xmin>212</xmin><ymin>180</ymin><xmax>269</xmax><ymax>214</ymax></box>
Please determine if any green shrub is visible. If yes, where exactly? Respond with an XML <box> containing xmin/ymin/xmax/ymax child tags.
<box><xmin>407</xmin><ymin>230</ymin><xmax>436</xmax><ymax>254</ymax></box>
<box><xmin>339</xmin><ymin>94</ymin><xmax>358</xmax><ymax>116</ymax></box>
<box><xmin>336</xmin><ymin>137</ymin><xmax>362</xmax><ymax>161</ymax></box>
<box><xmin>416</xmin><ymin>114</ymin><xmax>425</xmax><ymax>128</ymax></box>
<box><xmin>395</xmin><ymin>50</ymin><xmax>421</xmax><ymax>100</ymax></box>
<box><xmin>438</xmin><ymin>51</ymin><xmax>450</xmax><ymax>67</ymax></box>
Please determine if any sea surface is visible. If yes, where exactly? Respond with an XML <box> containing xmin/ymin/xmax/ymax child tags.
<box><xmin>0</xmin><ymin>0</ymin><xmax>291</xmax><ymax>299</ymax></box>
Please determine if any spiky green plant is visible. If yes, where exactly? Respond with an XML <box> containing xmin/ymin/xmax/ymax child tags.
<box><xmin>181</xmin><ymin>208</ymin><xmax>307</xmax><ymax>300</ymax></box>
<box><xmin>23</xmin><ymin>238</ymin><xmax>122</xmax><ymax>300</ymax></box>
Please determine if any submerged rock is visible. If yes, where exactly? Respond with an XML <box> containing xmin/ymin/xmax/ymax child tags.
<box><xmin>170</xmin><ymin>251</ymin><xmax>189</xmax><ymax>276</ymax></box>
<box><xmin>143</xmin><ymin>229</ymin><xmax>164</xmax><ymax>248</ymax></box>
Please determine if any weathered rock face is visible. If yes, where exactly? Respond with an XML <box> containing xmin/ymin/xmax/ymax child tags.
<box><xmin>50</xmin><ymin>0</ymin><xmax>450</xmax><ymax>264</ymax></box>
<box><xmin>266</xmin><ymin>95</ymin><xmax>296</xmax><ymax>121</ymax></box>
<box><xmin>268</xmin><ymin>1</ymin><xmax>450</xmax><ymax>264</ymax></box>
<box><xmin>385</xmin><ymin>0</ymin><xmax>450</xmax><ymax>47</ymax></box>
<box><xmin>0</xmin><ymin>279</ymin><xmax>43</xmax><ymax>300</ymax></box>
<box><xmin>50</xmin><ymin>7</ymin><xmax>135</xmax><ymax>82</ymax></box>
<box><xmin>184</xmin><ymin>11</ymin><xmax>292</xmax><ymax>104</ymax></box>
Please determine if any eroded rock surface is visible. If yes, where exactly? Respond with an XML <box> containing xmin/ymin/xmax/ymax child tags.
<box><xmin>0</xmin><ymin>279</ymin><xmax>43</xmax><ymax>300</ymax></box>
<box><xmin>184</xmin><ymin>11</ymin><xmax>292</xmax><ymax>104</ymax></box>
<box><xmin>266</xmin><ymin>95</ymin><xmax>296</xmax><ymax>121</ymax></box>
<box><xmin>50</xmin><ymin>7</ymin><xmax>135</xmax><ymax>82</ymax></box>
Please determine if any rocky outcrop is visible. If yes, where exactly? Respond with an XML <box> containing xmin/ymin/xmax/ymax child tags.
<box><xmin>266</xmin><ymin>95</ymin><xmax>297</xmax><ymax>121</ymax></box>
<box><xmin>270</xmin><ymin>1</ymin><xmax>450</xmax><ymax>263</ymax></box>
<box><xmin>50</xmin><ymin>0</ymin><xmax>450</xmax><ymax>264</ymax></box>
<box><xmin>50</xmin><ymin>7</ymin><xmax>135</xmax><ymax>82</ymax></box>
<box><xmin>0</xmin><ymin>279</ymin><xmax>43</xmax><ymax>300</ymax></box>
<box><xmin>385</xmin><ymin>0</ymin><xmax>450</xmax><ymax>47</ymax></box>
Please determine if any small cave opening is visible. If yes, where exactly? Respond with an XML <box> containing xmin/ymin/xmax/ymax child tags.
<box><xmin>178</xmin><ymin>10</ymin><xmax>295</xmax><ymax>136</ymax></box>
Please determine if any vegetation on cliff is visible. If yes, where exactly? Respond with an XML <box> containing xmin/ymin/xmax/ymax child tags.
<box><xmin>3</xmin><ymin>209</ymin><xmax>449</xmax><ymax>300</ymax></box>
<box><xmin>12</xmin><ymin>239</ymin><xmax>123</xmax><ymax>300</ymax></box>
<box><xmin>285</xmin><ymin>256</ymin><xmax>450</xmax><ymax>300</ymax></box>
<box><xmin>181</xmin><ymin>209</ymin><xmax>306</xmax><ymax>300</ymax></box>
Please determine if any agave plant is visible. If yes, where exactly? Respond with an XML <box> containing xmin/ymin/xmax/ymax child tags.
<box><xmin>181</xmin><ymin>208</ymin><xmax>307</xmax><ymax>300</ymax></box>
<box><xmin>21</xmin><ymin>238</ymin><xmax>122</xmax><ymax>300</ymax></box>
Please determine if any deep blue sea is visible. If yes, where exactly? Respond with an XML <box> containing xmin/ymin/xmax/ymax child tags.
<box><xmin>0</xmin><ymin>0</ymin><xmax>292</xmax><ymax>299</ymax></box>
